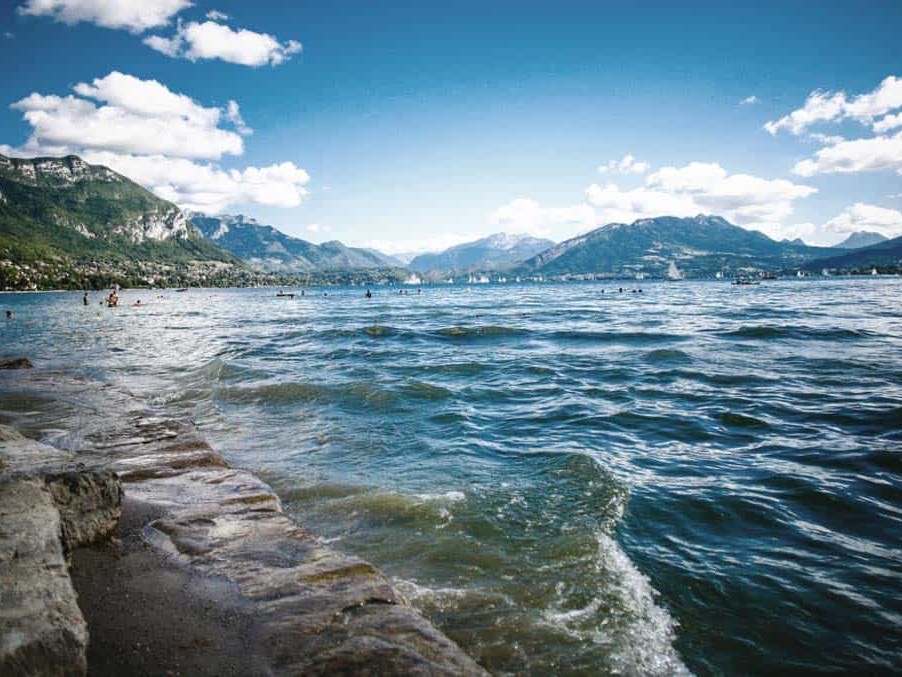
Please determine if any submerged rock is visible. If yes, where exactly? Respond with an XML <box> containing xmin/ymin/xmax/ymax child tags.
<box><xmin>0</xmin><ymin>358</ymin><xmax>33</xmax><ymax>370</ymax></box>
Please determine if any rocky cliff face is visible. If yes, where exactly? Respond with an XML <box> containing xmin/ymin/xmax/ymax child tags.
<box><xmin>0</xmin><ymin>153</ymin><xmax>240</xmax><ymax>289</ymax></box>
<box><xmin>0</xmin><ymin>153</ymin><xmax>192</xmax><ymax>243</ymax></box>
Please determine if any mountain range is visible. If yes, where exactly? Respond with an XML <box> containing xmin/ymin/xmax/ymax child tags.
<box><xmin>1</xmin><ymin>152</ymin><xmax>900</xmax><ymax>289</ymax></box>
<box><xmin>408</xmin><ymin>233</ymin><xmax>554</xmax><ymax>273</ymax></box>
<box><xmin>521</xmin><ymin>215</ymin><xmax>834</xmax><ymax>278</ymax></box>
<box><xmin>833</xmin><ymin>231</ymin><xmax>888</xmax><ymax>249</ymax></box>
<box><xmin>191</xmin><ymin>213</ymin><xmax>403</xmax><ymax>272</ymax></box>
<box><xmin>803</xmin><ymin>233</ymin><xmax>902</xmax><ymax>271</ymax></box>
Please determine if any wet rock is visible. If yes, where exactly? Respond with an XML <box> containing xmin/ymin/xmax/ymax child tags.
<box><xmin>0</xmin><ymin>479</ymin><xmax>88</xmax><ymax>676</ymax></box>
<box><xmin>0</xmin><ymin>358</ymin><xmax>33</xmax><ymax>370</ymax></box>
<box><xmin>45</xmin><ymin>471</ymin><xmax>122</xmax><ymax>550</ymax></box>
<box><xmin>0</xmin><ymin>373</ymin><xmax>488</xmax><ymax>675</ymax></box>
<box><xmin>0</xmin><ymin>429</ymin><xmax>73</xmax><ymax>475</ymax></box>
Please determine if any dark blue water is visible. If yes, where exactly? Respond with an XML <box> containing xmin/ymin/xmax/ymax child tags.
<box><xmin>2</xmin><ymin>279</ymin><xmax>901</xmax><ymax>675</ymax></box>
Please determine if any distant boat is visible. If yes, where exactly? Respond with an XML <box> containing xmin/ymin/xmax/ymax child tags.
<box><xmin>796</xmin><ymin>270</ymin><xmax>805</xmax><ymax>278</ymax></box>
<box><xmin>822</xmin><ymin>268</ymin><xmax>831</xmax><ymax>277</ymax></box>
<box><xmin>732</xmin><ymin>278</ymin><xmax>760</xmax><ymax>286</ymax></box>
<box><xmin>667</xmin><ymin>261</ymin><xmax>683</xmax><ymax>281</ymax></box>
<box><xmin>761</xmin><ymin>272</ymin><xmax>778</xmax><ymax>280</ymax></box>
<box><xmin>871</xmin><ymin>268</ymin><xmax>878</xmax><ymax>276</ymax></box>
<box><xmin>715</xmin><ymin>271</ymin><xmax>723</xmax><ymax>279</ymax></box>
<box><xmin>276</xmin><ymin>291</ymin><xmax>295</xmax><ymax>298</ymax></box>
<box><xmin>476</xmin><ymin>274</ymin><xmax>490</xmax><ymax>284</ymax></box>
<box><xmin>405</xmin><ymin>273</ymin><xmax>423</xmax><ymax>285</ymax></box>
<box><xmin>175</xmin><ymin>288</ymin><xmax>188</xmax><ymax>292</ymax></box>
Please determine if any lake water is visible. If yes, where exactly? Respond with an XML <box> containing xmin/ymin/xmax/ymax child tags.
<box><xmin>2</xmin><ymin>279</ymin><xmax>901</xmax><ymax>674</ymax></box>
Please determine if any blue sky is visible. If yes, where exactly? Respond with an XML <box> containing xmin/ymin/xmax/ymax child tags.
<box><xmin>1</xmin><ymin>0</ymin><xmax>901</xmax><ymax>252</ymax></box>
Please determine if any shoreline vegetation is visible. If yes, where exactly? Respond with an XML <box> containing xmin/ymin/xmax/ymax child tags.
<box><xmin>1</xmin><ymin>266</ymin><xmax>900</xmax><ymax>293</ymax></box>
<box><xmin>0</xmin><ymin>364</ymin><xmax>486</xmax><ymax>675</ymax></box>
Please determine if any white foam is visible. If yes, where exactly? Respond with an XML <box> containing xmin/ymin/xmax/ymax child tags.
<box><xmin>542</xmin><ymin>532</ymin><xmax>691</xmax><ymax>676</ymax></box>
<box><xmin>414</xmin><ymin>490</ymin><xmax>466</xmax><ymax>502</ymax></box>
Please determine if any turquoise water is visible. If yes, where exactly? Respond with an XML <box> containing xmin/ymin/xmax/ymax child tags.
<box><xmin>2</xmin><ymin>279</ymin><xmax>901</xmax><ymax>674</ymax></box>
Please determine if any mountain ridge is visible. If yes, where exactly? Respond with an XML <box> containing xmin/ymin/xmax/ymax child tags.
<box><xmin>520</xmin><ymin>214</ymin><xmax>834</xmax><ymax>277</ymax></box>
<box><xmin>191</xmin><ymin>213</ymin><xmax>403</xmax><ymax>272</ymax></box>
<box><xmin>0</xmin><ymin>152</ymin><xmax>241</xmax><ymax>289</ymax></box>
<box><xmin>408</xmin><ymin>233</ymin><xmax>555</xmax><ymax>273</ymax></box>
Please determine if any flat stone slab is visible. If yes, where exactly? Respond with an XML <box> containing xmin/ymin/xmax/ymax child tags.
<box><xmin>0</xmin><ymin>368</ymin><xmax>489</xmax><ymax>675</ymax></box>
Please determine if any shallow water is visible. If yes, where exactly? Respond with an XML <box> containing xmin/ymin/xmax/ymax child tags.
<box><xmin>2</xmin><ymin>279</ymin><xmax>901</xmax><ymax>674</ymax></box>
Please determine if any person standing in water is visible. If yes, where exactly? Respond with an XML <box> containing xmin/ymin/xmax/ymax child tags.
<box><xmin>83</xmin><ymin>292</ymin><xmax>89</xmax><ymax>306</ymax></box>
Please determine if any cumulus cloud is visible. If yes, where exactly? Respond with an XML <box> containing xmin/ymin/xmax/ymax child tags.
<box><xmin>793</xmin><ymin>130</ymin><xmax>902</xmax><ymax>176</ymax></box>
<box><xmin>765</xmin><ymin>76</ymin><xmax>902</xmax><ymax>135</ymax></box>
<box><xmin>63</xmin><ymin>151</ymin><xmax>310</xmax><ymax>213</ymax></box>
<box><xmin>3</xmin><ymin>72</ymin><xmax>310</xmax><ymax>213</ymax></box>
<box><xmin>823</xmin><ymin>203</ymin><xmax>902</xmax><ymax>238</ymax></box>
<box><xmin>740</xmin><ymin>95</ymin><xmax>759</xmax><ymax>105</ymax></box>
<box><xmin>769</xmin><ymin>76</ymin><xmax>902</xmax><ymax>177</ymax></box>
<box><xmin>489</xmin><ymin>198</ymin><xmax>596</xmax><ymax>238</ymax></box>
<box><xmin>585</xmin><ymin>161</ymin><xmax>816</xmax><ymax>238</ymax></box>
<box><xmin>10</xmin><ymin>72</ymin><xmax>244</xmax><ymax>160</ymax></box>
<box><xmin>18</xmin><ymin>0</ymin><xmax>190</xmax><ymax>33</ymax></box>
<box><xmin>873</xmin><ymin>112</ymin><xmax>902</xmax><ymax>134</ymax></box>
<box><xmin>598</xmin><ymin>154</ymin><xmax>649</xmax><ymax>175</ymax></box>
<box><xmin>145</xmin><ymin>20</ymin><xmax>302</xmax><ymax>67</ymax></box>
<box><xmin>206</xmin><ymin>10</ymin><xmax>228</xmax><ymax>21</ymax></box>
<box><xmin>306</xmin><ymin>223</ymin><xmax>332</xmax><ymax>234</ymax></box>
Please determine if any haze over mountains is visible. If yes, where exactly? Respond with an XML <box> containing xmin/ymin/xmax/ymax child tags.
<box><xmin>833</xmin><ymin>231</ymin><xmax>888</xmax><ymax>250</ymax></box>
<box><xmin>408</xmin><ymin>234</ymin><xmax>555</xmax><ymax>273</ymax></box>
<box><xmin>1</xmin><ymin>152</ymin><xmax>899</xmax><ymax>290</ymax></box>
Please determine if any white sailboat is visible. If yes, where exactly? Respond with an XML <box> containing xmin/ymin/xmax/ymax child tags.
<box><xmin>667</xmin><ymin>261</ymin><xmax>683</xmax><ymax>281</ymax></box>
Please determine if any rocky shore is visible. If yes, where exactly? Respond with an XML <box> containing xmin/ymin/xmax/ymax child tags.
<box><xmin>0</xmin><ymin>364</ymin><xmax>487</xmax><ymax>675</ymax></box>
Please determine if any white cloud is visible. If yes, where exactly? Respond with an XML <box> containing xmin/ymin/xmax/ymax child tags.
<box><xmin>585</xmin><ymin>161</ymin><xmax>816</xmax><ymax>239</ymax></box>
<box><xmin>306</xmin><ymin>223</ymin><xmax>332</xmax><ymax>234</ymax></box>
<box><xmin>72</xmin><ymin>151</ymin><xmax>309</xmax><ymax>213</ymax></box>
<box><xmin>873</xmin><ymin>112</ymin><xmax>902</xmax><ymax>134</ymax></box>
<box><xmin>766</xmin><ymin>76</ymin><xmax>902</xmax><ymax>136</ymax></box>
<box><xmin>752</xmin><ymin>221</ymin><xmax>818</xmax><ymax>242</ymax></box>
<box><xmin>3</xmin><ymin>72</ymin><xmax>310</xmax><ymax>213</ymax></box>
<box><xmin>206</xmin><ymin>10</ymin><xmax>227</xmax><ymax>21</ymax></box>
<box><xmin>145</xmin><ymin>20</ymin><xmax>302</xmax><ymax>67</ymax></box>
<box><xmin>740</xmin><ymin>95</ymin><xmax>759</xmax><ymax>105</ymax></box>
<box><xmin>18</xmin><ymin>0</ymin><xmax>190</xmax><ymax>33</ymax></box>
<box><xmin>793</xmin><ymin>130</ymin><xmax>902</xmax><ymax>176</ymax></box>
<box><xmin>598</xmin><ymin>154</ymin><xmax>649</xmax><ymax>175</ymax></box>
<box><xmin>823</xmin><ymin>203</ymin><xmax>902</xmax><ymax>238</ymax></box>
<box><xmin>10</xmin><ymin>72</ymin><xmax>245</xmax><ymax>160</ymax></box>
<box><xmin>363</xmin><ymin>234</ymin><xmax>474</xmax><ymax>256</ymax></box>
<box><xmin>3</xmin><ymin>31</ymin><xmax>14</xmax><ymax>39</ymax></box>
<box><xmin>489</xmin><ymin>198</ymin><xmax>596</xmax><ymax>239</ymax></box>
<box><xmin>809</xmin><ymin>132</ymin><xmax>845</xmax><ymax>146</ymax></box>
<box><xmin>225</xmin><ymin>100</ymin><xmax>252</xmax><ymax>136</ymax></box>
